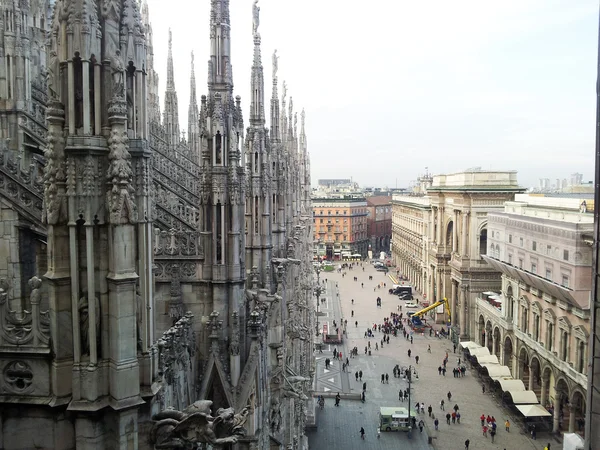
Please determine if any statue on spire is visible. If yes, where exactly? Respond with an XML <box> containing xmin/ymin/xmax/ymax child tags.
<box><xmin>272</xmin><ymin>49</ymin><xmax>278</xmax><ymax>78</ymax></box>
<box><xmin>252</xmin><ymin>0</ymin><xmax>260</xmax><ymax>36</ymax></box>
<box><xmin>282</xmin><ymin>81</ymin><xmax>287</xmax><ymax>100</ymax></box>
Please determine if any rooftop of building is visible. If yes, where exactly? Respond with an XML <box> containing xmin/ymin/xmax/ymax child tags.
<box><xmin>428</xmin><ymin>169</ymin><xmax>523</xmax><ymax>192</ymax></box>
<box><xmin>490</xmin><ymin>194</ymin><xmax>594</xmax><ymax>225</ymax></box>
<box><xmin>366</xmin><ymin>196</ymin><xmax>392</xmax><ymax>206</ymax></box>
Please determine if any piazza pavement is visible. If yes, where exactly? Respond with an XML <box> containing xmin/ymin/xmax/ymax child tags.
<box><xmin>307</xmin><ymin>262</ymin><xmax>561</xmax><ymax>450</ymax></box>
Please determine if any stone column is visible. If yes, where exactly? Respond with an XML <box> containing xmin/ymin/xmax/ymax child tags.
<box><xmin>82</xmin><ymin>60</ymin><xmax>90</xmax><ymax>134</ymax></box>
<box><xmin>569</xmin><ymin>408</ymin><xmax>575</xmax><ymax>433</ymax></box>
<box><xmin>461</xmin><ymin>212</ymin><xmax>468</xmax><ymax>256</ymax></box>
<box><xmin>105</xmin><ymin>96</ymin><xmax>141</xmax><ymax>408</ymax></box>
<box><xmin>451</xmin><ymin>281</ymin><xmax>457</xmax><ymax>326</ymax></box>
<box><xmin>484</xmin><ymin>329</ymin><xmax>489</xmax><ymax>349</ymax></box>
<box><xmin>553</xmin><ymin>396</ymin><xmax>560</xmax><ymax>432</ymax></box>
<box><xmin>67</xmin><ymin>60</ymin><xmax>75</xmax><ymax>134</ymax></box>
<box><xmin>436</xmin><ymin>270</ymin><xmax>441</xmax><ymax>302</ymax></box>
<box><xmin>94</xmin><ymin>63</ymin><xmax>101</xmax><ymax>135</ymax></box>
<box><xmin>540</xmin><ymin>377</ymin><xmax>547</xmax><ymax>407</ymax></box>
<box><xmin>437</xmin><ymin>207</ymin><xmax>442</xmax><ymax>244</ymax></box>
<box><xmin>460</xmin><ymin>284</ymin><xmax>468</xmax><ymax>337</ymax></box>
<box><xmin>453</xmin><ymin>210</ymin><xmax>458</xmax><ymax>253</ymax></box>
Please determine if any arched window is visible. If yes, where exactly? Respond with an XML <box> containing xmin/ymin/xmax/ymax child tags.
<box><xmin>479</xmin><ymin>228</ymin><xmax>487</xmax><ymax>256</ymax></box>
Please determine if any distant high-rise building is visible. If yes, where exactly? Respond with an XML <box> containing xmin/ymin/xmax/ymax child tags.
<box><xmin>539</xmin><ymin>178</ymin><xmax>550</xmax><ymax>190</ymax></box>
<box><xmin>570</xmin><ymin>172</ymin><xmax>584</xmax><ymax>186</ymax></box>
<box><xmin>556</xmin><ymin>178</ymin><xmax>561</xmax><ymax>190</ymax></box>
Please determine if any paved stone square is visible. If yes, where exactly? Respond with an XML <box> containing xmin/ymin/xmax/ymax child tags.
<box><xmin>309</xmin><ymin>262</ymin><xmax>558</xmax><ymax>450</ymax></box>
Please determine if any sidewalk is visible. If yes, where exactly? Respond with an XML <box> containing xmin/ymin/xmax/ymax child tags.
<box><xmin>309</xmin><ymin>262</ymin><xmax>547</xmax><ymax>450</ymax></box>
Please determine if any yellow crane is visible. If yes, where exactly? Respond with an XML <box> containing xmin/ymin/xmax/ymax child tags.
<box><xmin>410</xmin><ymin>297</ymin><xmax>451</xmax><ymax>328</ymax></box>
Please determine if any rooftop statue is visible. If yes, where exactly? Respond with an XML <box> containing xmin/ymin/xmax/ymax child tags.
<box><xmin>150</xmin><ymin>400</ymin><xmax>249</xmax><ymax>449</ymax></box>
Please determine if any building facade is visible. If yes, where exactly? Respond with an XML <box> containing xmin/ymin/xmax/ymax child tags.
<box><xmin>391</xmin><ymin>194</ymin><xmax>431</xmax><ymax>294</ymax></box>
<box><xmin>366</xmin><ymin>196</ymin><xmax>392</xmax><ymax>254</ymax></box>
<box><xmin>0</xmin><ymin>1</ymin><xmax>314</xmax><ymax>448</ymax></box>
<box><xmin>312</xmin><ymin>198</ymin><xmax>368</xmax><ymax>260</ymax></box>
<box><xmin>391</xmin><ymin>170</ymin><xmax>524</xmax><ymax>333</ymax></box>
<box><xmin>480</xmin><ymin>194</ymin><xmax>592</xmax><ymax>436</ymax></box>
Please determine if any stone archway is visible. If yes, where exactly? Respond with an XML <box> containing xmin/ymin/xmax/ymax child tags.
<box><xmin>503</xmin><ymin>336</ymin><xmax>514</xmax><ymax>374</ymax></box>
<box><xmin>485</xmin><ymin>321</ymin><xmax>493</xmax><ymax>352</ymax></box>
<box><xmin>529</xmin><ymin>356</ymin><xmax>542</xmax><ymax>397</ymax></box>
<box><xmin>540</xmin><ymin>365</ymin><xmax>553</xmax><ymax>408</ymax></box>
<box><xmin>570</xmin><ymin>389</ymin><xmax>586</xmax><ymax>435</ymax></box>
<box><xmin>518</xmin><ymin>346</ymin><xmax>530</xmax><ymax>388</ymax></box>
<box><xmin>478</xmin><ymin>315</ymin><xmax>485</xmax><ymax>346</ymax></box>
<box><xmin>554</xmin><ymin>377</ymin><xmax>571</xmax><ymax>433</ymax></box>
<box><xmin>492</xmin><ymin>326</ymin><xmax>501</xmax><ymax>356</ymax></box>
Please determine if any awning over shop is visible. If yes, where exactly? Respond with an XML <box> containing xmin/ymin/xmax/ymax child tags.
<box><xmin>515</xmin><ymin>404</ymin><xmax>552</xmax><ymax>417</ymax></box>
<box><xmin>495</xmin><ymin>378</ymin><xmax>525</xmax><ymax>392</ymax></box>
<box><xmin>506</xmin><ymin>390</ymin><xmax>539</xmax><ymax>405</ymax></box>
<box><xmin>459</xmin><ymin>341</ymin><xmax>481</xmax><ymax>350</ymax></box>
<box><xmin>474</xmin><ymin>355</ymin><xmax>499</xmax><ymax>365</ymax></box>
<box><xmin>469</xmin><ymin>347</ymin><xmax>491</xmax><ymax>358</ymax></box>
<box><xmin>482</xmin><ymin>364</ymin><xmax>512</xmax><ymax>378</ymax></box>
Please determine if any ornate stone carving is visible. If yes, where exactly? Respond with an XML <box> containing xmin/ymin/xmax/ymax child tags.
<box><xmin>229</xmin><ymin>311</ymin><xmax>240</xmax><ymax>356</ymax></box>
<box><xmin>150</xmin><ymin>400</ymin><xmax>249</xmax><ymax>449</ymax></box>
<box><xmin>269</xmin><ymin>396</ymin><xmax>282</xmax><ymax>433</ymax></box>
<box><xmin>3</xmin><ymin>360</ymin><xmax>33</xmax><ymax>393</ymax></box>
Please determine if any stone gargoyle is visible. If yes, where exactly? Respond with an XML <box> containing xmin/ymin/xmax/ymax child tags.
<box><xmin>150</xmin><ymin>400</ymin><xmax>249</xmax><ymax>449</ymax></box>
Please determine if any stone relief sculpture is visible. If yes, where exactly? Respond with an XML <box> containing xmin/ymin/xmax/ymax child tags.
<box><xmin>150</xmin><ymin>400</ymin><xmax>249</xmax><ymax>449</ymax></box>
<box><xmin>110</xmin><ymin>50</ymin><xmax>125</xmax><ymax>97</ymax></box>
<box><xmin>78</xmin><ymin>294</ymin><xmax>100</xmax><ymax>357</ymax></box>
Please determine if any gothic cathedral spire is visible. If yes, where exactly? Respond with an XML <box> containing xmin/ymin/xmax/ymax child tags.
<box><xmin>188</xmin><ymin>52</ymin><xmax>200</xmax><ymax>162</ymax></box>
<box><xmin>245</xmin><ymin>0</ymin><xmax>272</xmax><ymax>287</ymax></box>
<box><xmin>163</xmin><ymin>28</ymin><xmax>180</xmax><ymax>148</ymax></box>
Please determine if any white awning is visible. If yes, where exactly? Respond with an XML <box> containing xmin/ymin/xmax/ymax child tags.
<box><xmin>496</xmin><ymin>378</ymin><xmax>525</xmax><ymax>392</ymax></box>
<box><xmin>482</xmin><ymin>364</ymin><xmax>512</xmax><ymax>378</ymax></box>
<box><xmin>469</xmin><ymin>347</ymin><xmax>491</xmax><ymax>358</ymax></box>
<box><xmin>507</xmin><ymin>390</ymin><xmax>539</xmax><ymax>405</ymax></box>
<box><xmin>563</xmin><ymin>433</ymin><xmax>585</xmax><ymax>450</ymax></box>
<box><xmin>459</xmin><ymin>341</ymin><xmax>481</xmax><ymax>350</ymax></box>
<box><xmin>474</xmin><ymin>355</ymin><xmax>499</xmax><ymax>365</ymax></box>
<box><xmin>515</xmin><ymin>404</ymin><xmax>552</xmax><ymax>417</ymax></box>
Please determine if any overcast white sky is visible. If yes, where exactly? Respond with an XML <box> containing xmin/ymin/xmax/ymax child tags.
<box><xmin>146</xmin><ymin>0</ymin><xmax>598</xmax><ymax>189</ymax></box>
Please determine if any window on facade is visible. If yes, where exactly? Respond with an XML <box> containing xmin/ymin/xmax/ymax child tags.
<box><xmin>509</xmin><ymin>234</ymin><xmax>512</xmax><ymax>243</ymax></box>
<box><xmin>336</xmin><ymin>210</ymin><xmax>339</xmax><ymax>215</ymax></box>
<box><xmin>519</xmin><ymin>258</ymin><xmax>523</xmax><ymax>269</ymax></box>
<box><xmin>546</xmin><ymin>322</ymin><xmax>554</xmax><ymax>352</ymax></box>
<box><xmin>562</xmin><ymin>275</ymin><xmax>569</xmax><ymax>288</ymax></box>
<box><xmin>519</xmin><ymin>237</ymin><xmax>523</xmax><ymax>247</ymax></box>
<box><xmin>577</xmin><ymin>339</ymin><xmax>586</xmax><ymax>373</ymax></box>
<box><xmin>328</xmin><ymin>211</ymin><xmax>331</xmax><ymax>215</ymax></box>
<box><xmin>320</xmin><ymin>219</ymin><xmax>323</xmax><ymax>223</ymax></box>
<box><xmin>491</xmin><ymin>230</ymin><xmax>495</xmax><ymax>238</ymax></box>
<box><xmin>546</xmin><ymin>244</ymin><xmax>551</xmax><ymax>255</ymax></box>
<box><xmin>508</xmin><ymin>254</ymin><xmax>512</xmax><ymax>264</ymax></box>
<box><xmin>531</xmin><ymin>263</ymin><xmax>537</xmax><ymax>274</ymax></box>
<box><xmin>532</xmin><ymin>241</ymin><xmax>537</xmax><ymax>251</ymax></box>
<box><xmin>545</xmin><ymin>268</ymin><xmax>552</xmax><ymax>279</ymax></box>
<box><xmin>563</xmin><ymin>249</ymin><xmax>569</xmax><ymax>261</ymax></box>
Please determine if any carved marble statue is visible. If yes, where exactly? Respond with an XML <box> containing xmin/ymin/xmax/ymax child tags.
<box><xmin>269</xmin><ymin>396</ymin><xmax>282</xmax><ymax>433</ymax></box>
<box><xmin>110</xmin><ymin>50</ymin><xmax>125</xmax><ymax>97</ymax></box>
<box><xmin>150</xmin><ymin>400</ymin><xmax>249</xmax><ymax>449</ymax></box>
<box><xmin>252</xmin><ymin>0</ymin><xmax>260</xmax><ymax>35</ymax></box>
<box><xmin>78</xmin><ymin>294</ymin><xmax>100</xmax><ymax>357</ymax></box>
<box><xmin>47</xmin><ymin>50</ymin><xmax>59</xmax><ymax>99</ymax></box>
<box><xmin>272</xmin><ymin>49</ymin><xmax>278</xmax><ymax>78</ymax></box>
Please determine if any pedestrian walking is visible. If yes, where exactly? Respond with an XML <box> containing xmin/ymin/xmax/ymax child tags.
<box><xmin>481</xmin><ymin>414</ymin><xmax>485</xmax><ymax>426</ymax></box>
<box><xmin>399</xmin><ymin>391</ymin><xmax>403</xmax><ymax>401</ymax></box>
<box><xmin>434</xmin><ymin>418</ymin><xmax>439</xmax><ymax>430</ymax></box>
<box><xmin>490</xmin><ymin>428</ymin><xmax>496</xmax><ymax>443</ymax></box>
<box><xmin>363</xmin><ymin>382</ymin><xmax>366</xmax><ymax>391</ymax></box>
<box><xmin>438</xmin><ymin>366</ymin><xmax>442</xmax><ymax>375</ymax></box>
<box><xmin>408</xmin><ymin>349</ymin><xmax>412</xmax><ymax>358</ymax></box>
<box><xmin>355</xmin><ymin>372</ymin><xmax>359</xmax><ymax>381</ymax></box>
<box><xmin>453</xmin><ymin>404</ymin><xmax>459</xmax><ymax>413</ymax></box>
<box><xmin>428</xmin><ymin>344</ymin><xmax>431</xmax><ymax>353</ymax></box>
<box><xmin>482</xmin><ymin>385</ymin><xmax>485</xmax><ymax>394</ymax></box>
<box><xmin>456</xmin><ymin>412</ymin><xmax>461</xmax><ymax>424</ymax></box>
<box><xmin>465</xmin><ymin>439</ymin><xmax>470</xmax><ymax>449</ymax></box>
<box><xmin>335</xmin><ymin>392</ymin><xmax>341</xmax><ymax>407</ymax></box>
<box><xmin>415</xmin><ymin>355</ymin><xmax>419</xmax><ymax>364</ymax></box>
<box><xmin>360</xmin><ymin>427</ymin><xmax>365</xmax><ymax>440</ymax></box>
<box><xmin>544</xmin><ymin>443</ymin><xmax>551</xmax><ymax>450</ymax></box>
<box><xmin>428</xmin><ymin>405</ymin><xmax>432</xmax><ymax>417</ymax></box>
<box><xmin>505</xmin><ymin>419</ymin><xmax>510</xmax><ymax>432</ymax></box>
<box><xmin>483</xmin><ymin>425</ymin><xmax>488</xmax><ymax>437</ymax></box>
<box><xmin>440</xmin><ymin>399</ymin><xmax>445</xmax><ymax>411</ymax></box>
<box><xmin>385</xmin><ymin>373</ymin><xmax>389</xmax><ymax>383</ymax></box>
<box><xmin>359</xmin><ymin>370</ymin><xmax>363</xmax><ymax>381</ymax></box>
<box><xmin>452</xmin><ymin>412</ymin><xmax>456</xmax><ymax>424</ymax></box>
<box><xmin>446</xmin><ymin>413</ymin><xmax>451</xmax><ymax>425</ymax></box>
<box><xmin>418</xmin><ymin>420</ymin><xmax>424</xmax><ymax>433</ymax></box>
<box><xmin>447</xmin><ymin>391</ymin><xmax>452</xmax><ymax>401</ymax></box>
<box><xmin>381</xmin><ymin>374</ymin><xmax>385</xmax><ymax>383</ymax></box>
